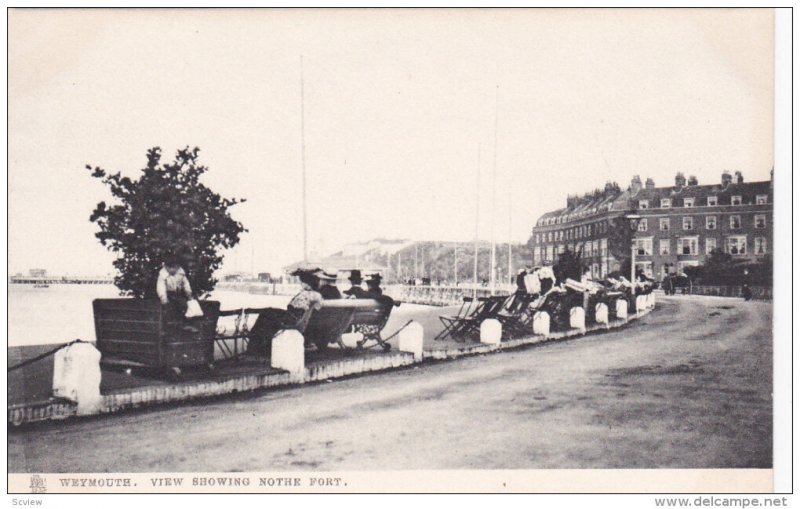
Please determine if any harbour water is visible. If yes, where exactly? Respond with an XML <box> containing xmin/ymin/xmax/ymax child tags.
<box><xmin>8</xmin><ymin>284</ymin><xmax>291</xmax><ymax>347</ymax></box>
<box><xmin>8</xmin><ymin>284</ymin><xmax>438</xmax><ymax>347</ymax></box>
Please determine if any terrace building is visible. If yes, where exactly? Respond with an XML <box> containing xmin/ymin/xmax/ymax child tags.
<box><xmin>530</xmin><ymin>171</ymin><xmax>773</xmax><ymax>282</ymax></box>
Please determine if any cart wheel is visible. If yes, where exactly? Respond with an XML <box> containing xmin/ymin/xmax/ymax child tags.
<box><xmin>381</xmin><ymin>343</ymin><xmax>392</xmax><ymax>352</ymax></box>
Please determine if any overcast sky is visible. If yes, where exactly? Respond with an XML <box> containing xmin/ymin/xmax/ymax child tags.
<box><xmin>9</xmin><ymin>8</ymin><xmax>773</xmax><ymax>275</ymax></box>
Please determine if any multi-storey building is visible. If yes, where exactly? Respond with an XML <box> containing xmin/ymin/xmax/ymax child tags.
<box><xmin>530</xmin><ymin>171</ymin><xmax>773</xmax><ymax>282</ymax></box>
<box><xmin>629</xmin><ymin>171</ymin><xmax>772</xmax><ymax>280</ymax></box>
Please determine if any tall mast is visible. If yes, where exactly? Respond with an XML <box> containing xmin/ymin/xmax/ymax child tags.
<box><xmin>490</xmin><ymin>85</ymin><xmax>498</xmax><ymax>295</ymax></box>
<box><xmin>300</xmin><ymin>55</ymin><xmax>308</xmax><ymax>264</ymax></box>
<box><xmin>473</xmin><ymin>145</ymin><xmax>481</xmax><ymax>299</ymax></box>
<box><xmin>508</xmin><ymin>185</ymin><xmax>513</xmax><ymax>285</ymax></box>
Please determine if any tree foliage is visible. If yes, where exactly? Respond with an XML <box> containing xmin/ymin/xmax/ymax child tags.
<box><xmin>88</xmin><ymin>147</ymin><xmax>246</xmax><ymax>299</ymax></box>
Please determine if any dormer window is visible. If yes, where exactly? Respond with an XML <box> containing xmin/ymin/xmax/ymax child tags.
<box><xmin>731</xmin><ymin>195</ymin><xmax>742</xmax><ymax>206</ymax></box>
<box><xmin>661</xmin><ymin>198</ymin><xmax>671</xmax><ymax>208</ymax></box>
<box><xmin>707</xmin><ymin>196</ymin><xmax>718</xmax><ymax>206</ymax></box>
<box><xmin>638</xmin><ymin>200</ymin><xmax>649</xmax><ymax>209</ymax></box>
<box><xmin>684</xmin><ymin>198</ymin><xmax>695</xmax><ymax>208</ymax></box>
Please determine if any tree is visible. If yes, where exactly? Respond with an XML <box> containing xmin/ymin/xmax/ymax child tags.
<box><xmin>553</xmin><ymin>246</ymin><xmax>584</xmax><ymax>283</ymax></box>
<box><xmin>88</xmin><ymin>147</ymin><xmax>246</xmax><ymax>299</ymax></box>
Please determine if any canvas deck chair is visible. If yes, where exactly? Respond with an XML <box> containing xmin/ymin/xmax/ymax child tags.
<box><xmin>435</xmin><ymin>296</ymin><xmax>477</xmax><ymax>341</ymax></box>
<box><xmin>496</xmin><ymin>293</ymin><xmax>541</xmax><ymax>338</ymax></box>
<box><xmin>448</xmin><ymin>295</ymin><xmax>508</xmax><ymax>341</ymax></box>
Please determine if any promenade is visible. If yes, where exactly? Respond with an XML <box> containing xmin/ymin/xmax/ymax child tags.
<box><xmin>9</xmin><ymin>294</ymin><xmax>649</xmax><ymax>426</ymax></box>
<box><xmin>9</xmin><ymin>296</ymin><xmax>772</xmax><ymax>472</ymax></box>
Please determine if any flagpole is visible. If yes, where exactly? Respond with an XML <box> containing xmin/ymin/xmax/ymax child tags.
<box><xmin>300</xmin><ymin>55</ymin><xmax>308</xmax><ymax>264</ymax></box>
<box><xmin>490</xmin><ymin>85</ymin><xmax>498</xmax><ymax>295</ymax></box>
<box><xmin>473</xmin><ymin>145</ymin><xmax>481</xmax><ymax>300</ymax></box>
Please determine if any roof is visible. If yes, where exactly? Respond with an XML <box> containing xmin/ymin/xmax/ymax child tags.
<box><xmin>633</xmin><ymin>181</ymin><xmax>772</xmax><ymax>202</ymax></box>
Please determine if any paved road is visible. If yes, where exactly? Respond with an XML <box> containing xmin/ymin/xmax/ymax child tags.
<box><xmin>9</xmin><ymin>296</ymin><xmax>772</xmax><ymax>472</ymax></box>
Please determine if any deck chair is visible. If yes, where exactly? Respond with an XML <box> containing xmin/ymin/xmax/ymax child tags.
<box><xmin>435</xmin><ymin>296</ymin><xmax>477</xmax><ymax>341</ymax></box>
<box><xmin>496</xmin><ymin>293</ymin><xmax>541</xmax><ymax>338</ymax></box>
<box><xmin>450</xmin><ymin>295</ymin><xmax>508</xmax><ymax>341</ymax></box>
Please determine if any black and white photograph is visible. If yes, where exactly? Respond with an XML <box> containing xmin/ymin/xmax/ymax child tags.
<box><xmin>5</xmin><ymin>5</ymin><xmax>792</xmax><ymax>497</ymax></box>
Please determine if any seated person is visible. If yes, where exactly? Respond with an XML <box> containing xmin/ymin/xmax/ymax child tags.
<box><xmin>316</xmin><ymin>271</ymin><xmax>342</xmax><ymax>299</ymax></box>
<box><xmin>248</xmin><ymin>269</ymin><xmax>323</xmax><ymax>355</ymax></box>
<box><xmin>156</xmin><ymin>257</ymin><xmax>199</xmax><ymax>332</ymax></box>
<box><xmin>343</xmin><ymin>270</ymin><xmax>368</xmax><ymax>299</ymax></box>
<box><xmin>365</xmin><ymin>273</ymin><xmax>384</xmax><ymax>298</ymax></box>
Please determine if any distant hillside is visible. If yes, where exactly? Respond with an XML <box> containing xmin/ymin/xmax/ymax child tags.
<box><xmin>287</xmin><ymin>239</ymin><xmax>532</xmax><ymax>284</ymax></box>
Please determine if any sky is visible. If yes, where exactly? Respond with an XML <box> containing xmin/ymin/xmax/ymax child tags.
<box><xmin>8</xmin><ymin>8</ymin><xmax>774</xmax><ymax>276</ymax></box>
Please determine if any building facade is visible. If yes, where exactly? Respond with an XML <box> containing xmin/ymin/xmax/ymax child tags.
<box><xmin>530</xmin><ymin>171</ymin><xmax>773</xmax><ymax>282</ymax></box>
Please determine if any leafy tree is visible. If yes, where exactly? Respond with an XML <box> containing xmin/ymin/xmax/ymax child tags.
<box><xmin>553</xmin><ymin>246</ymin><xmax>584</xmax><ymax>283</ymax></box>
<box><xmin>88</xmin><ymin>147</ymin><xmax>246</xmax><ymax>299</ymax></box>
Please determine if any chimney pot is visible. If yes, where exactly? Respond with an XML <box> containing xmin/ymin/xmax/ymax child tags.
<box><xmin>645</xmin><ymin>178</ymin><xmax>655</xmax><ymax>190</ymax></box>
<box><xmin>721</xmin><ymin>171</ymin><xmax>732</xmax><ymax>186</ymax></box>
<box><xmin>687</xmin><ymin>175</ymin><xmax>698</xmax><ymax>186</ymax></box>
<box><xmin>675</xmin><ymin>172</ymin><xmax>686</xmax><ymax>187</ymax></box>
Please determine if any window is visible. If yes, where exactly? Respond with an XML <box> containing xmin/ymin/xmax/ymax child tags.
<box><xmin>637</xmin><ymin>219</ymin><xmax>648</xmax><ymax>232</ymax></box>
<box><xmin>639</xmin><ymin>200</ymin><xmax>649</xmax><ymax>209</ymax></box>
<box><xmin>707</xmin><ymin>196</ymin><xmax>718</xmax><ymax>206</ymax></box>
<box><xmin>731</xmin><ymin>195</ymin><xmax>742</xmax><ymax>206</ymax></box>
<box><xmin>705</xmin><ymin>237</ymin><xmax>717</xmax><ymax>254</ymax></box>
<box><xmin>659</xmin><ymin>218</ymin><xmax>670</xmax><ymax>231</ymax></box>
<box><xmin>535</xmin><ymin>234</ymin><xmax>539</xmax><ymax>244</ymax></box>
<box><xmin>726</xmin><ymin>236</ymin><xmax>747</xmax><ymax>255</ymax></box>
<box><xmin>585</xmin><ymin>241</ymin><xmax>592</xmax><ymax>256</ymax></box>
<box><xmin>545</xmin><ymin>245</ymin><xmax>554</xmax><ymax>261</ymax></box>
<box><xmin>533</xmin><ymin>249</ymin><xmax>541</xmax><ymax>264</ymax></box>
<box><xmin>684</xmin><ymin>197</ymin><xmax>695</xmax><ymax>208</ymax></box>
<box><xmin>635</xmin><ymin>262</ymin><xmax>654</xmax><ymax>278</ymax></box>
<box><xmin>730</xmin><ymin>215</ymin><xmax>741</xmax><ymax>229</ymax></box>
<box><xmin>635</xmin><ymin>238</ymin><xmax>653</xmax><ymax>256</ymax></box>
<box><xmin>661</xmin><ymin>198</ymin><xmax>671</xmax><ymax>208</ymax></box>
<box><xmin>659</xmin><ymin>239</ymin><xmax>670</xmax><ymax>255</ymax></box>
<box><xmin>600</xmin><ymin>238</ymin><xmax>608</xmax><ymax>257</ymax></box>
<box><xmin>706</xmin><ymin>216</ymin><xmax>717</xmax><ymax>230</ymax></box>
<box><xmin>682</xmin><ymin>216</ymin><xmax>693</xmax><ymax>230</ymax></box>
<box><xmin>754</xmin><ymin>237</ymin><xmax>767</xmax><ymax>255</ymax></box>
<box><xmin>677</xmin><ymin>260</ymin><xmax>699</xmax><ymax>274</ymax></box>
<box><xmin>568</xmin><ymin>243</ymin><xmax>574</xmax><ymax>253</ymax></box>
<box><xmin>754</xmin><ymin>215</ymin><xmax>766</xmax><ymax>229</ymax></box>
<box><xmin>557</xmin><ymin>244</ymin><xmax>565</xmax><ymax>255</ymax></box>
<box><xmin>592</xmin><ymin>240</ymin><xmax>599</xmax><ymax>256</ymax></box>
<box><xmin>678</xmin><ymin>237</ymin><xmax>699</xmax><ymax>255</ymax></box>
<box><xmin>756</xmin><ymin>195</ymin><xmax>767</xmax><ymax>205</ymax></box>
<box><xmin>548</xmin><ymin>232</ymin><xmax>553</xmax><ymax>242</ymax></box>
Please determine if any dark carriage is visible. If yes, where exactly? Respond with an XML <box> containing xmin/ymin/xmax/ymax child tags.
<box><xmin>93</xmin><ymin>298</ymin><xmax>220</xmax><ymax>374</ymax></box>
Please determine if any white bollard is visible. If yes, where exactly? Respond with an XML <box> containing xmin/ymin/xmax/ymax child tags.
<box><xmin>398</xmin><ymin>321</ymin><xmax>424</xmax><ymax>361</ymax></box>
<box><xmin>616</xmin><ymin>299</ymin><xmax>628</xmax><ymax>320</ymax></box>
<box><xmin>341</xmin><ymin>332</ymin><xmax>363</xmax><ymax>349</ymax></box>
<box><xmin>595</xmin><ymin>303</ymin><xmax>609</xmax><ymax>325</ymax></box>
<box><xmin>533</xmin><ymin>311</ymin><xmax>550</xmax><ymax>337</ymax></box>
<box><xmin>569</xmin><ymin>307</ymin><xmax>586</xmax><ymax>332</ymax></box>
<box><xmin>636</xmin><ymin>295</ymin><xmax>646</xmax><ymax>312</ymax></box>
<box><xmin>480</xmin><ymin>319</ymin><xmax>502</xmax><ymax>345</ymax></box>
<box><xmin>52</xmin><ymin>342</ymin><xmax>102</xmax><ymax>415</ymax></box>
<box><xmin>271</xmin><ymin>329</ymin><xmax>305</xmax><ymax>381</ymax></box>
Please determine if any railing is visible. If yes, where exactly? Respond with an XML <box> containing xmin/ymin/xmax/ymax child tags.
<box><xmin>676</xmin><ymin>285</ymin><xmax>772</xmax><ymax>300</ymax></box>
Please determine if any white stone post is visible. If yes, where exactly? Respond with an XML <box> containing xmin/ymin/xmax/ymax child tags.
<box><xmin>399</xmin><ymin>321</ymin><xmax>424</xmax><ymax>361</ymax></box>
<box><xmin>595</xmin><ymin>303</ymin><xmax>609</xmax><ymax>325</ymax></box>
<box><xmin>569</xmin><ymin>307</ymin><xmax>586</xmax><ymax>332</ymax></box>
<box><xmin>52</xmin><ymin>342</ymin><xmax>103</xmax><ymax>416</ymax></box>
<box><xmin>271</xmin><ymin>329</ymin><xmax>305</xmax><ymax>381</ymax></box>
<box><xmin>616</xmin><ymin>299</ymin><xmax>628</xmax><ymax>320</ymax></box>
<box><xmin>636</xmin><ymin>295</ymin><xmax>646</xmax><ymax>313</ymax></box>
<box><xmin>480</xmin><ymin>319</ymin><xmax>502</xmax><ymax>345</ymax></box>
<box><xmin>533</xmin><ymin>311</ymin><xmax>550</xmax><ymax>337</ymax></box>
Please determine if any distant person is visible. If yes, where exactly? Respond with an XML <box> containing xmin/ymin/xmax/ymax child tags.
<box><xmin>515</xmin><ymin>268</ymin><xmax>528</xmax><ymax>295</ymax></box>
<box><xmin>344</xmin><ymin>270</ymin><xmax>368</xmax><ymax>299</ymax></box>
<box><xmin>316</xmin><ymin>271</ymin><xmax>342</xmax><ymax>299</ymax></box>
<box><xmin>742</xmin><ymin>268</ymin><xmax>753</xmax><ymax>301</ymax></box>
<box><xmin>248</xmin><ymin>269</ymin><xmax>324</xmax><ymax>354</ymax></box>
<box><xmin>156</xmin><ymin>258</ymin><xmax>198</xmax><ymax>331</ymax></box>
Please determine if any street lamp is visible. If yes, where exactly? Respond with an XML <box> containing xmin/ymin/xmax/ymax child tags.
<box><xmin>625</xmin><ymin>214</ymin><xmax>643</xmax><ymax>304</ymax></box>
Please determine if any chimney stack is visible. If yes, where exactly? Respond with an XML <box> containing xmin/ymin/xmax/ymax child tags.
<box><xmin>721</xmin><ymin>171</ymin><xmax>733</xmax><ymax>186</ymax></box>
<box><xmin>687</xmin><ymin>175</ymin><xmax>698</xmax><ymax>186</ymax></box>
<box><xmin>675</xmin><ymin>172</ymin><xmax>686</xmax><ymax>188</ymax></box>
<box><xmin>734</xmin><ymin>171</ymin><xmax>744</xmax><ymax>184</ymax></box>
<box><xmin>645</xmin><ymin>178</ymin><xmax>655</xmax><ymax>190</ymax></box>
<box><xmin>630</xmin><ymin>175</ymin><xmax>642</xmax><ymax>194</ymax></box>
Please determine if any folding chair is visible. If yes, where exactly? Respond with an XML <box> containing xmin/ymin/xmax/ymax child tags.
<box><xmin>435</xmin><ymin>296</ymin><xmax>476</xmax><ymax>341</ymax></box>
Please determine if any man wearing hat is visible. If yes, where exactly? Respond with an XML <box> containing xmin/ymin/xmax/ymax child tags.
<box><xmin>344</xmin><ymin>270</ymin><xmax>368</xmax><ymax>299</ymax></box>
<box><xmin>316</xmin><ymin>270</ymin><xmax>342</xmax><ymax>300</ymax></box>
<box><xmin>365</xmin><ymin>273</ymin><xmax>384</xmax><ymax>299</ymax></box>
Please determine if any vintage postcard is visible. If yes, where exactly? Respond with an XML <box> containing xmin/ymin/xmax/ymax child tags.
<box><xmin>5</xmin><ymin>6</ymin><xmax>791</xmax><ymax>497</ymax></box>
